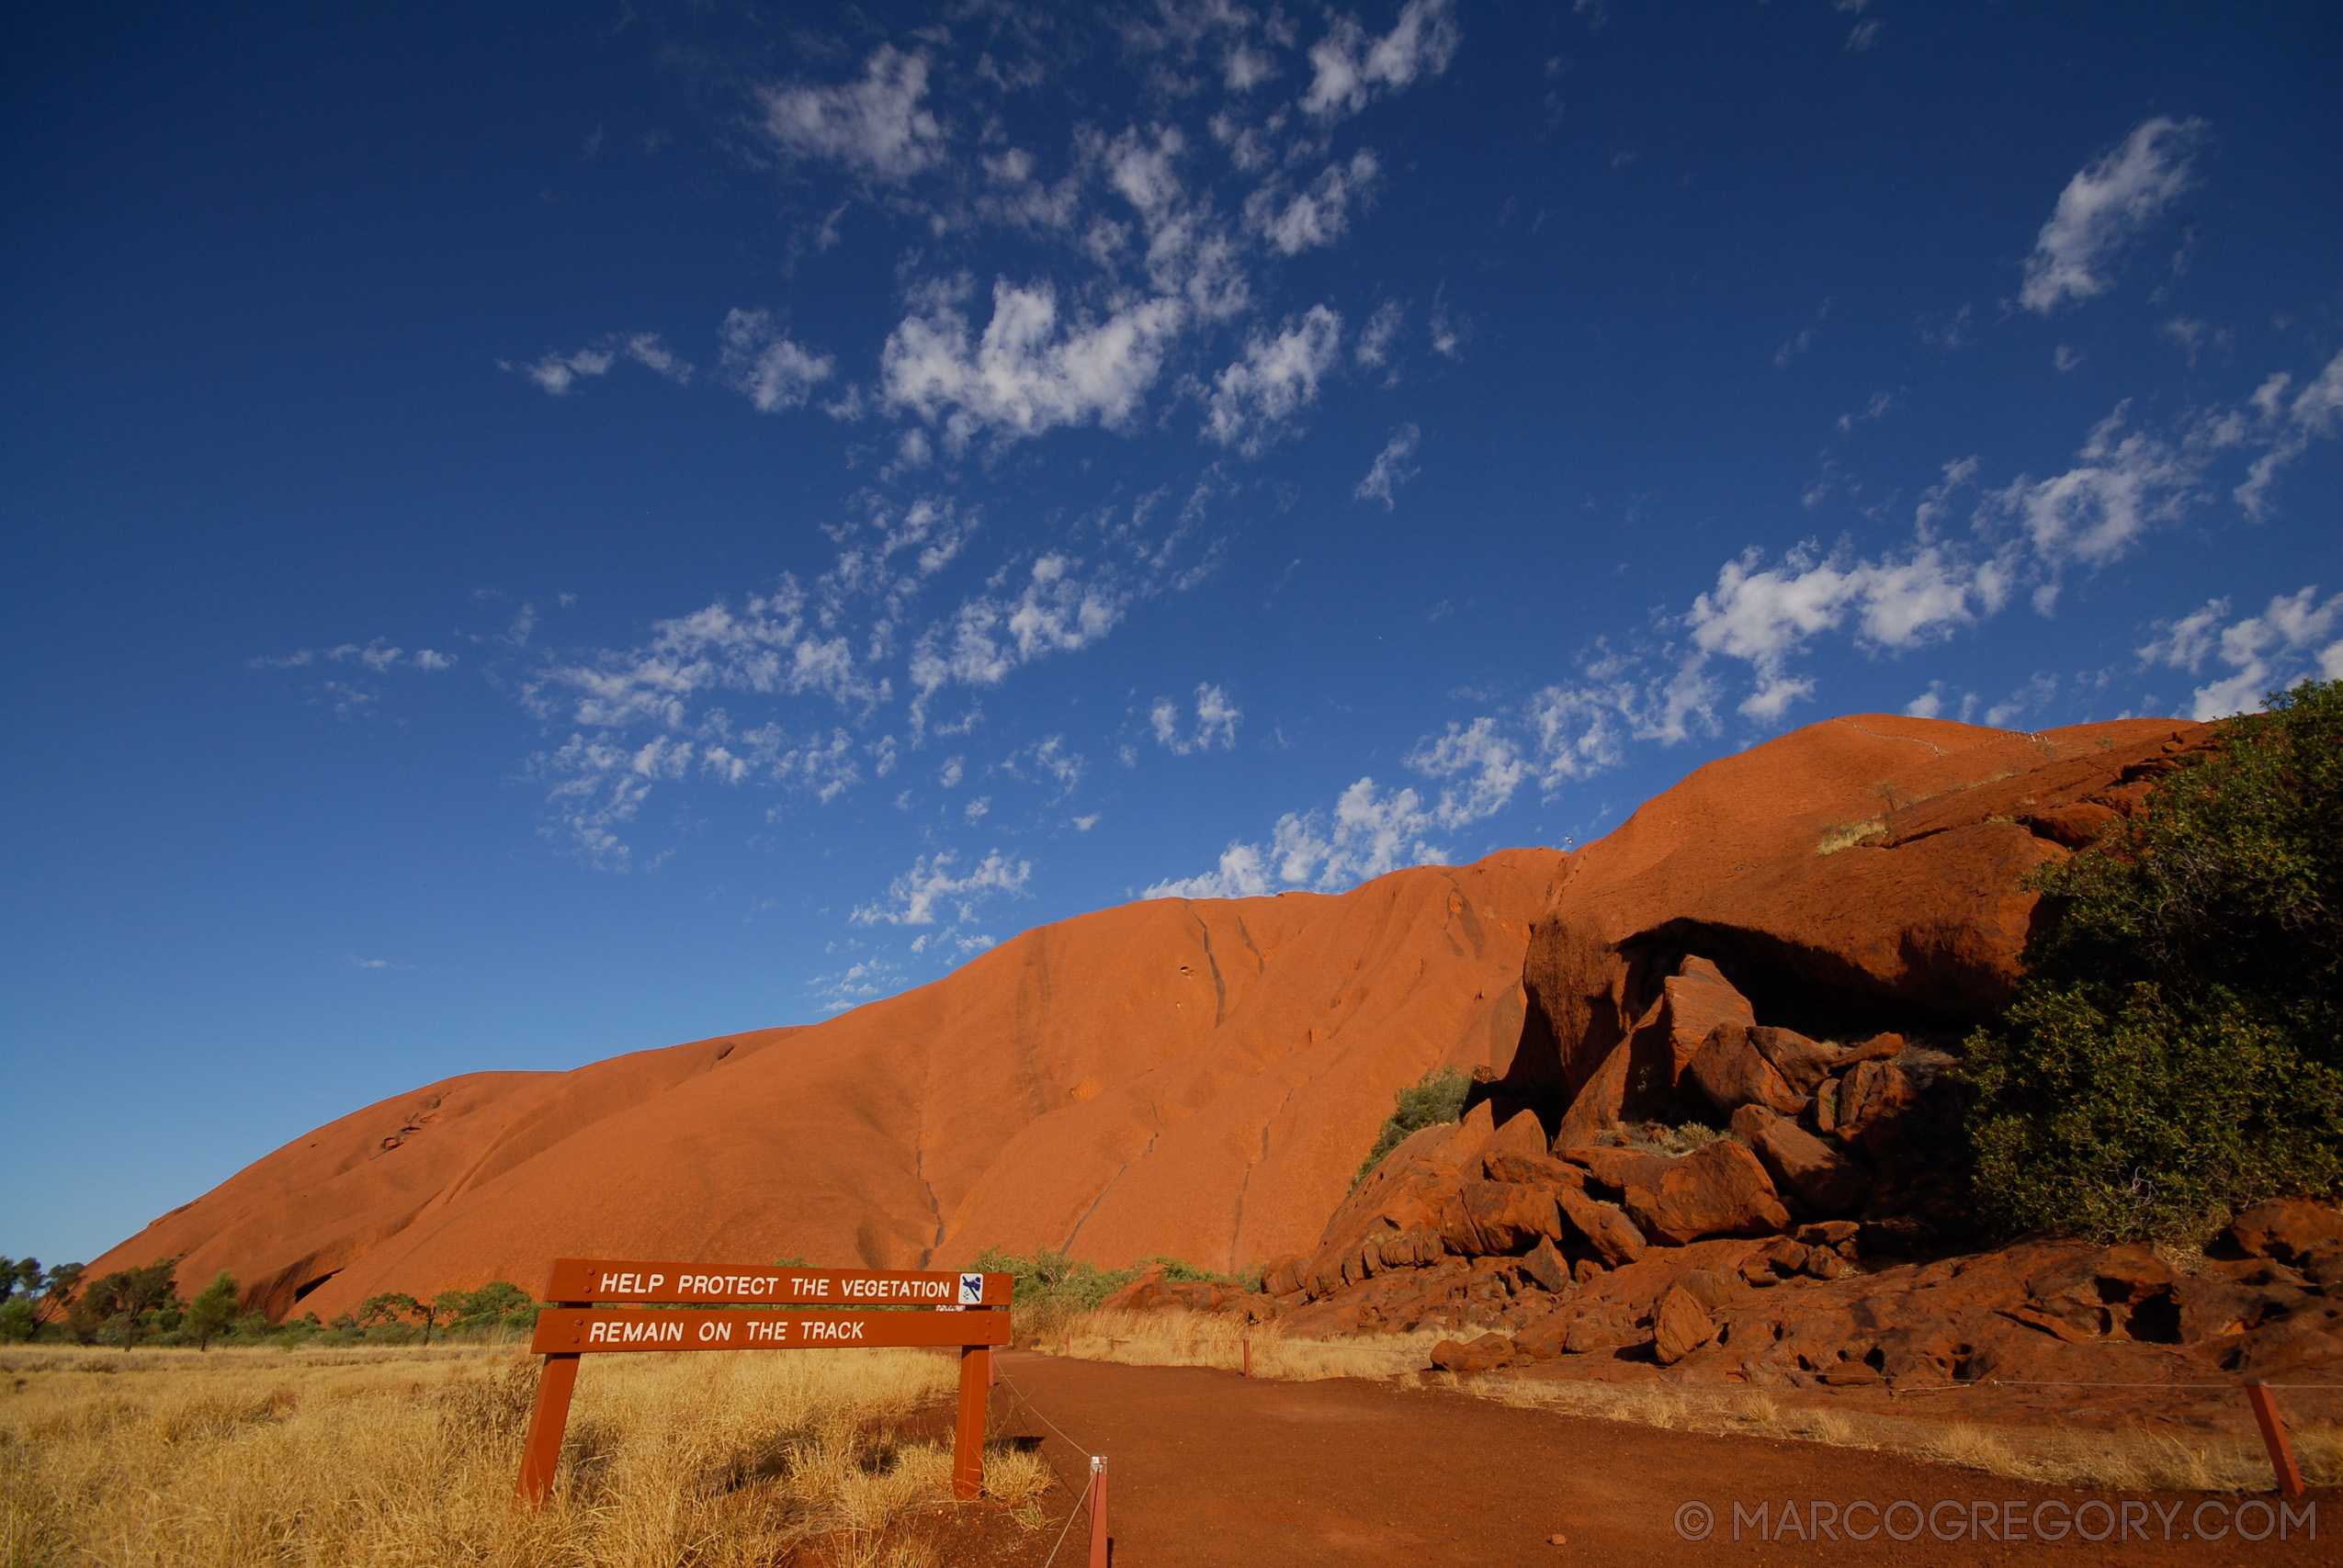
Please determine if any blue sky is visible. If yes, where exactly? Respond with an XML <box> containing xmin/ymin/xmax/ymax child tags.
<box><xmin>6</xmin><ymin>1</ymin><xmax>2339</xmax><ymax>1266</ymax></box>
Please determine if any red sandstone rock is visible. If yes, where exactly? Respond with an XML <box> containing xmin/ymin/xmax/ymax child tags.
<box><xmin>1443</xmin><ymin>1180</ymin><xmax>1568</xmax><ymax>1258</ymax></box>
<box><xmin>1652</xmin><ymin>1285</ymin><xmax>1716</xmax><ymax>1365</ymax></box>
<box><xmin>2225</xmin><ymin>1199</ymin><xmax>2343</xmax><ymax>1267</ymax></box>
<box><xmin>1688</xmin><ymin>1027</ymin><xmax>1805</xmax><ymax>1117</ymax></box>
<box><xmin>1836</xmin><ymin>1059</ymin><xmax>1922</xmax><ymax>1159</ymax></box>
<box><xmin>1484</xmin><ymin>1151</ymin><xmax>1585</xmax><ymax>1189</ymax></box>
<box><xmin>85</xmin><ymin>852</ymin><xmax>1565</xmax><ymax>1319</ymax></box>
<box><xmin>1621</xmin><ymin>1140</ymin><xmax>1791</xmax><ymax>1245</ymax></box>
<box><xmin>1556</xmin><ymin>1188</ymin><xmax>1647</xmax><ymax>1267</ymax></box>
<box><xmin>1515</xmin><ymin>716</ymin><xmax>2207</xmax><ymax>1109</ymax></box>
<box><xmin>1738</xmin><ymin>1108</ymin><xmax>1871</xmax><ymax>1215</ymax></box>
<box><xmin>1522</xmin><ymin>1236</ymin><xmax>1573</xmax><ymax>1294</ymax></box>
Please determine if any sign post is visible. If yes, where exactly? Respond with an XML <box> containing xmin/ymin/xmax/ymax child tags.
<box><xmin>513</xmin><ymin>1258</ymin><xmax>1013</xmax><ymax>1507</ymax></box>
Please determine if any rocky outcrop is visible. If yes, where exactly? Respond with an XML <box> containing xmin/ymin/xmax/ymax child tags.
<box><xmin>85</xmin><ymin>852</ymin><xmax>1566</xmax><ymax>1320</ymax></box>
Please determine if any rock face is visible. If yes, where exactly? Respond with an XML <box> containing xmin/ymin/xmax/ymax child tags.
<box><xmin>86</xmin><ymin>712</ymin><xmax>2228</xmax><ymax>1334</ymax></box>
<box><xmin>84</xmin><ymin>853</ymin><xmax>1563</xmax><ymax>1320</ymax></box>
<box><xmin>1507</xmin><ymin>714</ymin><xmax>2213</xmax><ymax>1129</ymax></box>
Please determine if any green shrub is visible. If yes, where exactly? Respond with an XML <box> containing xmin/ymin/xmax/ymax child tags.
<box><xmin>969</xmin><ymin>1247</ymin><xmax>1233</xmax><ymax>1344</ymax></box>
<box><xmin>1962</xmin><ymin>678</ymin><xmax>2343</xmax><ymax>1241</ymax></box>
<box><xmin>1353</xmin><ymin>1066</ymin><xmax>1471</xmax><ymax>1186</ymax></box>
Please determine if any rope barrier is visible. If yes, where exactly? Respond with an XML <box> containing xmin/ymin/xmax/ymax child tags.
<box><xmin>993</xmin><ymin>1369</ymin><xmax>1107</xmax><ymax>1567</ymax></box>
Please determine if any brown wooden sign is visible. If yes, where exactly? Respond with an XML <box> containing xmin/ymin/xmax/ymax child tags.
<box><xmin>515</xmin><ymin>1256</ymin><xmax>1013</xmax><ymax>1510</ymax></box>
<box><xmin>531</xmin><ymin>1306</ymin><xmax>1012</xmax><ymax>1354</ymax></box>
<box><xmin>543</xmin><ymin>1257</ymin><xmax>1011</xmax><ymax>1308</ymax></box>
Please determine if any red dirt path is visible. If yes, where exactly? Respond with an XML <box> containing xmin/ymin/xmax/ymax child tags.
<box><xmin>979</xmin><ymin>1353</ymin><xmax>2327</xmax><ymax>1564</ymax></box>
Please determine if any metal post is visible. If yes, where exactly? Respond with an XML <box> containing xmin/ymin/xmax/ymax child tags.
<box><xmin>2247</xmin><ymin>1382</ymin><xmax>2305</xmax><ymax>1498</ymax></box>
<box><xmin>953</xmin><ymin>1344</ymin><xmax>990</xmax><ymax>1500</ymax></box>
<box><xmin>1088</xmin><ymin>1454</ymin><xmax>1109</xmax><ymax>1568</ymax></box>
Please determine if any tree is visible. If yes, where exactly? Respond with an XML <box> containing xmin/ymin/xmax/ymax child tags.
<box><xmin>1963</xmin><ymin>678</ymin><xmax>2343</xmax><ymax>1241</ymax></box>
<box><xmin>358</xmin><ymin>1292</ymin><xmax>419</xmax><ymax>1337</ymax></box>
<box><xmin>185</xmin><ymin>1271</ymin><xmax>239</xmax><ymax>1350</ymax></box>
<box><xmin>37</xmin><ymin>1262</ymin><xmax>83</xmax><ymax>1326</ymax></box>
<box><xmin>81</xmin><ymin>1258</ymin><xmax>179</xmax><ymax>1351</ymax></box>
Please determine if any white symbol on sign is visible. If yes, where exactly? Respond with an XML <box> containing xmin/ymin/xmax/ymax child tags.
<box><xmin>958</xmin><ymin>1273</ymin><xmax>984</xmax><ymax>1306</ymax></box>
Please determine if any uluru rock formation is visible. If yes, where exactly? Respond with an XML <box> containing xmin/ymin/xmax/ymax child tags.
<box><xmin>88</xmin><ymin>852</ymin><xmax>1560</xmax><ymax>1320</ymax></box>
<box><xmin>88</xmin><ymin>712</ymin><xmax>2220</xmax><ymax>1327</ymax></box>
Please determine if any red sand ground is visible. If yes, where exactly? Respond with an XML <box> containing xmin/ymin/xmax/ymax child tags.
<box><xmin>969</xmin><ymin>1354</ymin><xmax>2328</xmax><ymax>1564</ymax></box>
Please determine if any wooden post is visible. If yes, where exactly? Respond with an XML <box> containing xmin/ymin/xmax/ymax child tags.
<box><xmin>1088</xmin><ymin>1454</ymin><xmax>1109</xmax><ymax>1568</ymax></box>
<box><xmin>1242</xmin><ymin>1337</ymin><xmax>1252</xmax><ymax>1378</ymax></box>
<box><xmin>515</xmin><ymin>1349</ymin><xmax>581</xmax><ymax>1506</ymax></box>
<box><xmin>2247</xmin><ymin>1382</ymin><xmax>2306</xmax><ymax>1498</ymax></box>
<box><xmin>953</xmin><ymin>1344</ymin><xmax>990</xmax><ymax>1500</ymax></box>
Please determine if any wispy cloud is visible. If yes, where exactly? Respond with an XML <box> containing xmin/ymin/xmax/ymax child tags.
<box><xmin>1302</xmin><ymin>0</ymin><xmax>1460</xmax><ymax>120</ymax></box>
<box><xmin>1202</xmin><ymin>304</ymin><xmax>1342</xmax><ymax>454</ymax></box>
<box><xmin>853</xmin><ymin>847</ymin><xmax>1031</xmax><ymax>926</ymax></box>
<box><xmin>719</xmin><ymin>310</ymin><xmax>835</xmax><ymax>412</ymax></box>
<box><xmin>2020</xmin><ymin>116</ymin><xmax>2208</xmax><ymax>314</ymax></box>
<box><xmin>2139</xmin><ymin>585</ymin><xmax>2343</xmax><ymax>720</ymax></box>
<box><xmin>757</xmin><ymin>46</ymin><xmax>946</xmax><ymax>183</ymax></box>
<box><xmin>1151</xmin><ymin>682</ymin><xmax>1241</xmax><ymax>754</ymax></box>
<box><xmin>1353</xmin><ymin>422</ymin><xmax>1421</xmax><ymax>507</ymax></box>
<box><xmin>503</xmin><ymin>333</ymin><xmax>691</xmax><ymax>396</ymax></box>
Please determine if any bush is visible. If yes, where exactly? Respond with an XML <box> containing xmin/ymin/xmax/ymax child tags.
<box><xmin>1962</xmin><ymin>678</ymin><xmax>2343</xmax><ymax>1241</ymax></box>
<box><xmin>1353</xmin><ymin>1066</ymin><xmax>1471</xmax><ymax>1186</ymax></box>
<box><xmin>968</xmin><ymin>1247</ymin><xmax>1232</xmax><ymax>1344</ymax></box>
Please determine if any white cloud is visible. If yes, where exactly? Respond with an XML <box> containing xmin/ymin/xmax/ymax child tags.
<box><xmin>2020</xmin><ymin>116</ymin><xmax>2208</xmax><ymax>315</ymax></box>
<box><xmin>542</xmin><ymin>579</ymin><xmax>883</xmax><ymax>732</ymax></box>
<box><xmin>2140</xmin><ymin>586</ymin><xmax>2343</xmax><ymax>720</ymax></box>
<box><xmin>1146</xmin><ymin>773</ymin><xmax>1451</xmax><ymax>899</ymax></box>
<box><xmin>907</xmin><ymin>554</ymin><xmax>1126</xmax><ymax>732</ymax></box>
<box><xmin>806</xmin><ymin>956</ymin><xmax>902</xmax><ymax>1013</ymax></box>
<box><xmin>504</xmin><ymin>333</ymin><xmax>692</xmax><ymax>396</ymax></box>
<box><xmin>1405</xmin><ymin>717</ymin><xmax>1531</xmax><ymax>826</ymax></box>
<box><xmin>853</xmin><ymin>848</ymin><xmax>1032</xmax><ymax>926</ymax></box>
<box><xmin>1682</xmin><ymin>537</ymin><xmax>2011</xmax><ymax>720</ymax></box>
<box><xmin>252</xmin><ymin>638</ymin><xmax>457</xmax><ymax>673</ymax></box>
<box><xmin>1302</xmin><ymin>0</ymin><xmax>1460</xmax><ymax>120</ymax></box>
<box><xmin>1202</xmin><ymin>303</ymin><xmax>1341</xmax><ymax>454</ymax></box>
<box><xmin>1353</xmin><ymin>422</ymin><xmax>1421</xmax><ymax>507</ymax></box>
<box><xmin>719</xmin><ymin>310</ymin><xmax>836</xmax><ymax>412</ymax></box>
<box><xmin>2235</xmin><ymin>349</ymin><xmax>2343</xmax><ymax>519</ymax></box>
<box><xmin>1151</xmin><ymin>682</ymin><xmax>1242</xmax><ymax>753</ymax></box>
<box><xmin>881</xmin><ymin>277</ymin><xmax>1185</xmax><ymax>451</ymax></box>
<box><xmin>1355</xmin><ymin>299</ymin><xmax>1403</xmax><ymax>368</ymax></box>
<box><xmin>1983</xmin><ymin>403</ymin><xmax>2198</xmax><ymax>570</ymax></box>
<box><xmin>758</xmin><ymin>46</ymin><xmax>945</xmax><ymax>183</ymax></box>
<box><xmin>1245</xmin><ymin>150</ymin><xmax>1379</xmax><ymax>254</ymax></box>
<box><xmin>1525</xmin><ymin>644</ymin><xmax>1719</xmax><ymax>788</ymax></box>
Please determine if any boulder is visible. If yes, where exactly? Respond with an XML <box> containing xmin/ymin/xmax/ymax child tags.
<box><xmin>1486</xmin><ymin>1151</ymin><xmax>1587</xmax><ymax>1188</ymax></box>
<box><xmin>1748</xmin><ymin>1027</ymin><xmax>1840</xmax><ymax>1095</ymax></box>
<box><xmin>1522</xmin><ymin>1236</ymin><xmax>1574</xmax><ymax>1294</ymax></box>
<box><xmin>1553</xmin><ymin>956</ymin><xmax>1755</xmax><ymax>1142</ymax></box>
<box><xmin>1443</xmin><ymin>1179</ymin><xmax>1568</xmax><ymax>1257</ymax></box>
<box><xmin>1430</xmin><ymin>1333</ymin><xmax>1515</xmax><ymax>1373</ymax></box>
<box><xmin>1651</xmin><ymin>1285</ymin><xmax>1716</xmax><ymax>1364</ymax></box>
<box><xmin>2225</xmin><ymin>1199</ymin><xmax>2343</xmax><ymax>1268</ymax></box>
<box><xmin>1740</xmin><ymin>1108</ymin><xmax>1871</xmax><ymax>1214</ymax></box>
<box><xmin>1657</xmin><ymin>958</ymin><xmax>1757</xmax><ymax>1088</ymax></box>
<box><xmin>1836</xmin><ymin>1058</ymin><xmax>1921</xmax><ymax>1158</ymax></box>
<box><xmin>1558</xmin><ymin>1145</ymin><xmax>1673</xmax><ymax>1193</ymax></box>
<box><xmin>1557</xmin><ymin>1188</ymin><xmax>1649</xmax><ymax>1267</ymax></box>
<box><xmin>1688</xmin><ymin>1026</ymin><xmax>1805</xmax><ymax>1117</ymax></box>
<box><xmin>1621</xmin><ymin>1140</ymin><xmax>1792</xmax><ymax>1245</ymax></box>
<box><xmin>1477</xmin><ymin>1108</ymin><xmax>1549</xmax><ymax>1168</ymax></box>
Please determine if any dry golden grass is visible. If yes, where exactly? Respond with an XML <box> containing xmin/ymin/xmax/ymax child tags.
<box><xmin>0</xmin><ymin>1342</ymin><xmax>1054</xmax><ymax>1567</ymax></box>
<box><xmin>1468</xmin><ymin>1373</ymin><xmax>2343</xmax><ymax>1494</ymax></box>
<box><xmin>1059</xmin><ymin>1308</ymin><xmax>1447</xmax><ymax>1381</ymax></box>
